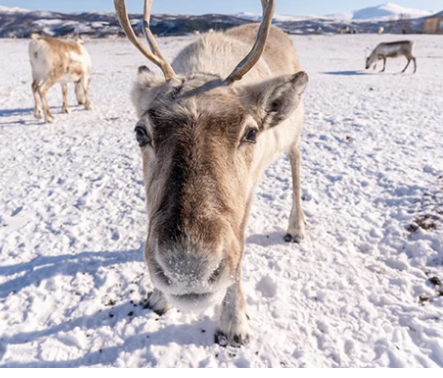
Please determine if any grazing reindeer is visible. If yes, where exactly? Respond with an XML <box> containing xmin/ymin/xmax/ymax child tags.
<box><xmin>28</xmin><ymin>35</ymin><xmax>92</xmax><ymax>123</ymax></box>
<box><xmin>114</xmin><ymin>0</ymin><xmax>308</xmax><ymax>346</ymax></box>
<box><xmin>365</xmin><ymin>41</ymin><xmax>417</xmax><ymax>74</ymax></box>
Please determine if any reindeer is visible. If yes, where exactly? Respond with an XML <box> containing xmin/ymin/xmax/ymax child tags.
<box><xmin>28</xmin><ymin>35</ymin><xmax>92</xmax><ymax>123</ymax></box>
<box><xmin>114</xmin><ymin>0</ymin><xmax>308</xmax><ymax>347</ymax></box>
<box><xmin>365</xmin><ymin>40</ymin><xmax>417</xmax><ymax>74</ymax></box>
<box><xmin>339</xmin><ymin>26</ymin><xmax>350</xmax><ymax>34</ymax></box>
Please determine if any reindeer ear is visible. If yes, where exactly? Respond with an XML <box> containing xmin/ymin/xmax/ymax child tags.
<box><xmin>74</xmin><ymin>35</ymin><xmax>84</xmax><ymax>44</ymax></box>
<box><xmin>241</xmin><ymin>72</ymin><xmax>308</xmax><ymax>129</ymax></box>
<box><xmin>132</xmin><ymin>66</ymin><xmax>166</xmax><ymax>117</ymax></box>
<box><xmin>136</xmin><ymin>65</ymin><xmax>165</xmax><ymax>88</ymax></box>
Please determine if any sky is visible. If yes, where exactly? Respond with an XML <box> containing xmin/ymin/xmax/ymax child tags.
<box><xmin>0</xmin><ymin>0</ymin><xmax>440</xmax><ymax>15</ymax></box>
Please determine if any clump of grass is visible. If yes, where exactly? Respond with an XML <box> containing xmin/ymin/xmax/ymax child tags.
<box><xmin>407</xmin><ymin>214</ymin><xmax>438</xmax><ymax>233</ymax></box>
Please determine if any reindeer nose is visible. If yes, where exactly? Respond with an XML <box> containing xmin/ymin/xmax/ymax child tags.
<box><xmin>155</xmin><ymin>251</ymin><xmax>224</xmax><ymax>287</ymax></box>
<box><xmin>208</xmin><ymin>261</ymin><xmax>223</xmax><ymax>284</ymax></box>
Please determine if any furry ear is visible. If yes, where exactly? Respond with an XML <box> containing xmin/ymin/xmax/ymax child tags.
<box><xmin>131</xmin><ymin>66</ymin><xmax>166</xmax><ymax>117</ymax></box>
<box><xmin>241</xmin><ymin>71</ymin><xmax>308</xmax><ymax>129</ymax></box>
<box><xmin>136</xmin><ymin>65</ymin><xmax>165</xmax><ymax>88</ymax></box>
<box><xmin>74</xmin><ymin>35</ymin><xmax>84</xmax><ymax>44</ymax></box>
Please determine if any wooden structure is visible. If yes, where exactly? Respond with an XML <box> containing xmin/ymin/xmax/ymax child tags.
<box><xmin>423</xmin><ymin>11</ymin><xmax>443</xmax><ymax>34</ymax></box>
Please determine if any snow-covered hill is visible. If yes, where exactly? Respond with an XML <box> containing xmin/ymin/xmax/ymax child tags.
<box><xmin>236</xmin><ymin>3</ymin><xmax>434</xmax><ymax>23</ymax></box>
<box><xmin>0</xmin><ymin>5</ymin><xmax>29</xmax><ymax>13</ymax></box>
<box><xmin>0</xmin><ymin>2</ymin><xmax>436</xmax><ymax>38</ymax></box>
<box><xmin>330</xmin><ymin>2</ymin><xmax>433</xmax><ymax>21</ymax></box>
<box><xmin>235</xmin><ymin>12</ymin><xmax>322</xmax><ymax>23</ymax></box>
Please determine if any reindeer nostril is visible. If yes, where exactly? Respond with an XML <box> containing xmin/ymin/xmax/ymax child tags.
<box><xmin>208</xmin><ymin>262</ymin><xmax>223</xmax><ymax>284</ymax></box>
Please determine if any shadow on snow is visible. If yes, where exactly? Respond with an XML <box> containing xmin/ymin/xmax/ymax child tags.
<box><xmin>0</xmin><ymin>249</ymin><xmax>144</xmax><ymax>297</ymax></box>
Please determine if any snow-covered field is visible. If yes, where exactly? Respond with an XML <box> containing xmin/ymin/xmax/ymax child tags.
<box><xmin>0</xmin><ymin>33</ymin><xmax>443</xmax><ymax>367</ymax></box>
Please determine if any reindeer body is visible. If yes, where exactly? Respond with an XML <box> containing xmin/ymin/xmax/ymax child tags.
<box><xmin>366</xmin><ymin>40</ymin><xmax>416</xmax><ymax>73</ymax></box>
<box><xmin>115</xmin><ymin>0</ymin><xmax>308</xmax><ymax>347</ymax></box>
<box><xmin>29</xmin><ymin>36</ymin><xmax>92</xmax><ymax>123</ymax></box>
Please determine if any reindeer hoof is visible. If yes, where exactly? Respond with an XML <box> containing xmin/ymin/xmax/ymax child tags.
<box><xmin>46</xmin><ymin>116</ymin><xmax>56</xmax><ymax>124</ymax></box>
<box><xmin>62</xmin><ymin>107</ymin><xmax>71</xmax><ymax>114</ymax></box>
<box><xmin>284</xmin><ymin>233</ymin><xmax>303</xmax><ymax>243</ymax></box>
<box><xmin>214</xmin><ymin>331</ymin><xmax>229</xmax><ymax>347</ymax></box>
<box><xmin>284</xmin><ymin>234</ymin><xmax>293</xmax><ymax>242</ymax></box>
<box><xmin>231</xmin><ymin>333</ymin><xmax>250</xmax><ymax>347</ymax></box>
<box><xmin>34</xmin><ymin>110</ymin><xmax>43</xmax><ymax>119</ymax></box>
<box><xmin>214</xmin><ymin>331</ymin><xmax>249</xmax><ymax>347</ymax></box>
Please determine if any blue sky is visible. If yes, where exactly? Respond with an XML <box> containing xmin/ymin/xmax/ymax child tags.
<box><xmin>1</xmin><ymin>1</ymin><xmax>440</xmax><ymax>15</ymax></box>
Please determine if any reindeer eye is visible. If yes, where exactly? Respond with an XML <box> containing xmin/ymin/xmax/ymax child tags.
<box><xmin>134</xmin><ymin>124</ymin><xmax>151</xmax><ymax>147</ymax></box>
<box><xmin>243</xmin><ymin>128</ymin><xmax>258</xmax><ymax>144</ymax></box>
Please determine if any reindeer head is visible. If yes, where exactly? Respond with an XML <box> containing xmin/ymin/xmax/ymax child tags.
<box><xmin>115</xmin><ymin>0</ymin><xmax>307</xmax><ymax>311</ymax></box>
<box><xmin>365</xmin><ymin>47</ymin><xmax>377</xmax><ymax>70</ymax></box>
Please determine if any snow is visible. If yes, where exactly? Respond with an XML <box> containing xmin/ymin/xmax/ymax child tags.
<box><xmin>32</xmin><ymin>19</ymin><xmax>79</xmax><ymax>27</ymax></box>
<box><xmin>0</xmin><ymin>5</ymin><xmax>29</xmax><ymax>13</ymax></box>
<box><xmin>330</xmin><ymin>2</ymin><xmax>433</xmax><ymax>21</ymax></box>
<box><xmin>235</xmin><ymin>12</ymin><xmax>322</xmax><ymax>22</ymax></box>
<box><xmin>236</xmin><ymin>3</ymin><xmax>434</xmax><ymax>23</ymax></box>
<box><xmin>0</xmin><ymin>33</ymin><xmax>443</xmax><ymax>367</ymax></box>
<box><xmin>74</xmin><ymin>25</ymin><xmax>95</xmax><ymax>34</ymax></box>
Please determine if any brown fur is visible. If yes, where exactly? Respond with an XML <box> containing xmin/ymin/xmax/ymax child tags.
<box><xmin>38</xmin><ymin>36</ymin><xmax>82</xmax><ymax>55</ymax></box>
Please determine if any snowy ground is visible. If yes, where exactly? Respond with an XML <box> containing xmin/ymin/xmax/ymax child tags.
<box><xmin>0</xmin><ymin>33</ymin><xmax>443</xmax><ymax>367</ymax></box>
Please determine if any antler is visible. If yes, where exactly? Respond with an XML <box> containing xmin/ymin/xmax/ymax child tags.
<box><xmin>225</xmin><ymin>0</ymin><xmax>276</xmax><ymax>84</ymax></box>
<box><xmin>114</xmin><ymin>0</ymin><xmax>175</xmax><ymax>81</ymax></box>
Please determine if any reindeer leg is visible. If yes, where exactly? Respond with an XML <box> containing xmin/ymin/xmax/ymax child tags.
<box><xmin>38</xmin><ymin>78</ymin><xmax>57</xmax><ymax>123</ymax></box>
<box><xmin>145</xmin><ymin>288</ymin><xmax>170</xmax><ymax>315</ymax></box>
<box><xmin>401</xmin><ymin>58</ymin><xmax>411</xmax><ymax>73</ymax></box>
<box><xmin>31</xmin><ymin>80</ymin><xmax>42</xmax><ymax>119</ymax></box>
<box><xmin>381</xmin><ymin>57</ymin><xmax>386</xmax><ymax>72</ymax></box>
<box><xmin>412</xmin><ymin>58</ymin><xmax>417</xmax><ymax>74</ymax></box>
<box><xmin>284</xmin><ymin>142</ymin><xmax>305</xmax><ymax>243</ymax></box>
<box><xmin>61</xmin><ymin>84</ymin><xmax>71</xmax><ymax>114</ymax></box>
<box><xmin>215</xmin><ymin>278</ymin><xmax>249</xmax><ymax>347</ymax></box>
<box><xmin>80</xmin><ymin>76</ymin><xmax>92</xmax><ymax>111</ymax></box>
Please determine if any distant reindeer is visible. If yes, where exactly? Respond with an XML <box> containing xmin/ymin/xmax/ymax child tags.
<box><xmin>28</xmin><ymin>35</ymin><xmax>92</xmax><ymax>123</ymax></box>
<box><xmin>378</xmin><ymin>26</ymin><xmax>384</xmax><ymax>35</ymax></box>
<box><xmin>114</xmin><ymin>0</ymin><xmax>308</xmax><ymax>347</ymax></box>
<box><xmin>365</xmin><ymin>41</ymin><xmax>417</xmax><ymax>74</ymax></box>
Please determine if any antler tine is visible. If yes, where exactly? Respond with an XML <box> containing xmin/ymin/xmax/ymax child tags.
<box><xmin>114</xmin><ymin>0</ymin><xmax>175</xmax><ymax>81</ymax></box>
<box><xmin>225</xmin><ymin>0</ymin><xmax>276</xmax><ymax>84</ymax></box>
<box><xmin>143</xmin><ymin>0</ymin><xmax>167</xmax><ymax>59</ymax></box>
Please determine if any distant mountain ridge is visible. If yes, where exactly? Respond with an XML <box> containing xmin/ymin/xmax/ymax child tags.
<box><xmin>0</xmin><ymin>3</ymin><xmax>436</xmax><ymax>38</ymax></box>
<box><xmin>0</xmin><ymin>5</ymin><xmax>29</xmax><ymax>13</ymax></box>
